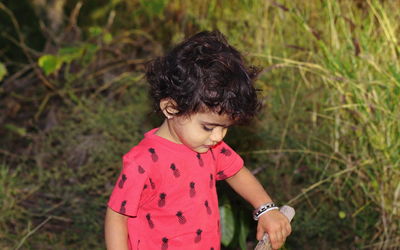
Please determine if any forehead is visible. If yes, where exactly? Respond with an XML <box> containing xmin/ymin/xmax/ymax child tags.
<box><xmin>193</xmin><ymin>112</ymin><xmax>233</xmax><ymax>126</ymax></box>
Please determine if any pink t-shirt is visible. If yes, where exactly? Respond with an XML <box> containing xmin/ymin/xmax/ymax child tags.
<box><xmin>108</xmin><ymin>128</ymin><xmax>243</xmax><ymax>250</ymax></box>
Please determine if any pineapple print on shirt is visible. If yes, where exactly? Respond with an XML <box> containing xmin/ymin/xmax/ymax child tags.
<box><xmin>138</xmin><ymin>165</ymin><xmax>145</xmax><ymax>174</ymax></box>
<box><xmin>194</xmin><ymin>229</ymin><xmax>202</xmax><ymax>243</ymax></box>
<box><xmin>161</xmin><ymin>237</ymin><xmax>168</xmax><ymax>250</ymax></box>
<box><xmin>189</xmin><ymin>182</ymin><xmax>196</xmax><ymax>198</ymax></box>
<box><xmin>149</xmin><ymin>148</ymin><xmax>159</xmax><ymax>162</ymax></box>
<box><xmin>196</xmin><ymin>153</ymin><xmax>204</xmax><ymax>167</ymax></box>
<box><xmin>107</xmin><ymin>129</ymin><xmax>244</xmax><ymax>249</ymax></box>
<box><xmin>220</xmin><ymin>147</ymin><xmax>232</xmax><ymax>156</ymax></box>
<box><xmin>204</xmin><ymin>200</ymin><xmax>212</xmax><ymax>215</ymax></box>
<box><xmin>176</xmin><ymin>211</ymin><xmax>187</xmax><ymax>224</ymax></box>
<box><xmin>158</xmin><ymin>193</ymin><xmax>166</xmax><ymax>207</ymax></box>
<box><xmin>118</xmin><ymin>174</ymin><xmax>127</xmax><ymax>188</ymax></box>
<box><xmin>119</xmin><ymin>200</ymin><xmax>127</xmax><ymax>214</ymax></box>
<box><xmin>170</xmin><ymin>163</ymin><xmax>180</xmax><ymax>177</ymax></box>
<box><xmin>146</xmin><ymin>213</ymin><xmax>155</xmax><ymax>229</ymax></box>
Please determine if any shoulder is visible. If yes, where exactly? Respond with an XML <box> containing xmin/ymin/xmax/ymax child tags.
<box><xmin>213</xmin><ymin>141</ymin><xmax>236</xmax><ymax>157</ymax></box>
<box><xmin>122</xmin><ymin>138</ymin><xmax>164</xmax><ymax>173</ymax></box>
<box><xmin>212</xmin><ymin>141</ymin><xmax>243</xmax><ymax>165</ymax></box>
<box><xmin>123</xmin><ymin>145</ymin><xmax>151</xmax><ymax>164</ymax></box>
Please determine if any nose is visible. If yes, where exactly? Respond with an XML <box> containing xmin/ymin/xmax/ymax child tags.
<box><xmin>210</xmin><ymin>127</ymin><xmax>227</xmax><ymax>144</ymax></box>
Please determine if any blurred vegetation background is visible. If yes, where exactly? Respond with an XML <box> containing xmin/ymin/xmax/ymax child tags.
<box><xmin>0</xmin><ymin>0</ymin><xmax>399</xmax><ymax>249</ymax></box>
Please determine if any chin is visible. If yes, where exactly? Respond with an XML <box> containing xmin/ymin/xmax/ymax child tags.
<box><xmin>194</xmin><ymin>147</ymin><xmax>209</xmax><ymax>154</ymax></box>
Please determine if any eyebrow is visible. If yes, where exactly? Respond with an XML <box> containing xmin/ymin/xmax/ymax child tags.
<box><xmin>202</xmin><ymin>122</ymin><xmax>231</xmax><ymax>128</ymax></box>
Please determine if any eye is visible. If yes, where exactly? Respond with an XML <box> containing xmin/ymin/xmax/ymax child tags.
<box><xmin>202</xmin><ymin>125</ymin><xmax>213</xmax><ymax>132</ymax></box>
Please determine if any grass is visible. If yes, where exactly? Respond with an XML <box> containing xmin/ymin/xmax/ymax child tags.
<box><xmin>1</xmin><ymin>0</ymin><xmax>399</xmax><ymax>249</ymax></box>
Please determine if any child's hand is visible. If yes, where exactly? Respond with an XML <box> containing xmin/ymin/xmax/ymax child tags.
<box><xmin>256</xmin><ymin>209</ymin><xmax>292</xmax><ymax>249</ymax></box>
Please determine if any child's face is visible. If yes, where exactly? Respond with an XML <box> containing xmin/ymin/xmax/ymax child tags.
<box><xmin>167</xmin><ymin>111</ymin><xmax>233</xmax><ymax>153</ymax></box>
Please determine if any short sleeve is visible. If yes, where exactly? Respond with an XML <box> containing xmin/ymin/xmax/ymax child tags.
<box><xmin>214</xmin><ymin>141</ymin><xmax>244</xmax><ymax>180</ymax></box>
<box><xmin>107</xmin><ymin>155</ymin><xmax>148</xmax><ymax>217</ymax></box>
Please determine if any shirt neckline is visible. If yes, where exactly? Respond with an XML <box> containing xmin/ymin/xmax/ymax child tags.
<box><xmin>144</xmin><ymin>128</ymin><xmax>196</xmax><ymax>154</ymax></box>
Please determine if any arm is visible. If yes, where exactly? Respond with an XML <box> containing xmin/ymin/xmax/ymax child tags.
<box><xmin>104</xmin><ymin>207</ymin><xmax>129</xmax><ymax>250</ymax></box>
<box><xmin>225</xmin><ymin>167</ymin><xmax>291</xmax><ymax>249</ymax></box>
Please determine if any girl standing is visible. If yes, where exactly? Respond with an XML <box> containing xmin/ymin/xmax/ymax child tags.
<box><xmin>105</xmin><ymin>30</ymin><xmax>291</xmax><ymax>250</ymax></box>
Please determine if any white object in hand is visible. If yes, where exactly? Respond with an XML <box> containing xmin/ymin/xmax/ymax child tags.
<box><xmin>254</xmin><ymin>205</ymin><xmax>295</xmax><ymax>250</ymax></box>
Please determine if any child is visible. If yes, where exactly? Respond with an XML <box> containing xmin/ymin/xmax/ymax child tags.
<box><xmin>105</xmin><ymin>30</ymin><xmax>291</xmax><ymax>250</ymax></box>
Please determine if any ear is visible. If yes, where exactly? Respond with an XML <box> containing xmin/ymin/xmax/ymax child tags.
<box><xmin>159</xmin><ymin>98</ymin><xmax>178</xmax><ymax>119</ymax></box>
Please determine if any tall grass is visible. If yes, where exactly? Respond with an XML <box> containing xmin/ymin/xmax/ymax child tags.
<box><xmin>272</xmin><ymin>1</ymin><xmax>400</xmax><ymax>247</ymax></box>
<box><xmin>1</xmin><ymin>0</ymin><xmax>399</xmax><ymax>249</ymax></box>
<box><xmin>175</xmin><ymin>0</ymin><xmax>400</xmax><ymax>247</ymax></box>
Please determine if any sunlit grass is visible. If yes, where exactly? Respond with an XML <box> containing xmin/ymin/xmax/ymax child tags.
<box><xmin>186</xmin><ymin>0</ymin><xmax>400</xmax><ymax>247</ymax></box>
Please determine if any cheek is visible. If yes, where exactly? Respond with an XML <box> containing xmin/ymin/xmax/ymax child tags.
<box><xmin>185</xmin><ymin>130</ymin><xmax>210</xmax><ymax>146</ymax></box>
<box><xmin>176</xmin><ymin>127</ymin><xmax>199</xmax><ymax>144</ymax></box>
<box><xmin>189</xmin><ymin>133</ymin><xmax>209</xmax><ymax>145</ymax></box>
<box><xmin>222</xmin><ymin>128</ymin><xmax>228</xmax><ymax>138</ymax></box>
<box><xmin>175</xmin><ymin>122</ymin><xmax>210</xmax><ymax>146</ymax></box>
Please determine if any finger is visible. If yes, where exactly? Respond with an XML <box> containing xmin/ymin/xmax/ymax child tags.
<box><xmin>276</xmin><ymin>231</ymin><xmax>284</xmax><ymax>244</ymax></box>
<box><xmin>269</xmin><ymin>233</ymin><xmax>280</xmax><ymax>249</ymax></box>
<box><xmin>272</xmin><ymin>231</ymin><xmax>285</xmax><ymax>249</ymax></box>
<box><xmin>271</xmin><ymin>237</ymin><xmax>283</xmax><ymax>250</ymax></box>
<box><xmin>285</xmin><ymin>224</ymin><xmax>292</xmax><ymax>236</ymax></box>
<box><xmin>256</xmin><ymin>229</ymin><xmax>264</xmax><ymax>241</ymax></box>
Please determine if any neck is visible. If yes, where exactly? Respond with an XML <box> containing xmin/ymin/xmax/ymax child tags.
<box><xmin>155</xmin><ymin>119</ymin><xmax>181</xmax><ymax>144</ymax></box>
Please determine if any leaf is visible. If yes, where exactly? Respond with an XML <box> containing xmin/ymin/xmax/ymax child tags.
<box><xmin>3</xmin><ymin>124</ymin><xmax>26</xmax><ymax>136</ymax></box>
<box><xmin>238</xmin><ymin>210</ymin><xmax>250</xmax><ymax>250</ymax></box>
<box><xmin>219</xmin><ymin>200</ymin><xmax>235</xmax><ymax>246</ymax></box>
<box><xmin>140</xmin><ymin>0</ymin><xmax>167</xmax><ymax>17</ymax></box>
<box><xmin>89</xmin><ymin>26</ymin><xmax>103</xmax><ymax>37</ymax></box>
<box><xmin>59</xmin><ymin>46</ymin><xmax>85</xmax><ymax>63</ymax></box>
<box><xmin>103</xmin><ymin>32</ymin><xmax>113</xmax><ymax>44</ymax></box>
<box><xmin>338</xmin><ymin>211</ymin><xmax>346</xmax><ymax>219</ymax></box>
<box><xmin>38</xmin><ymin>55</ymin><xmax>62</xmax><ymax>75</ymax></box>
<box><xmin>0</xmin><ymin>62</ymin><xmax>7</xmax><ymax>81</ymax></box>
<box><xmin>81</xmin><ymin>43</ymin><xmax>98</xmax><ymax>63</ymax></box>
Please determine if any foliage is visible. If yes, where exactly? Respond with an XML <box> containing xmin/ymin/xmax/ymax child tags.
<box><xmin>1</xmin><ymin>0</ymin><xmax>399</xmax><ymax>249</ymax></box>
<box><xmin>0</xmin><ymin>62</ymin><xmax>7</xmax><ymax>81</ymax></box>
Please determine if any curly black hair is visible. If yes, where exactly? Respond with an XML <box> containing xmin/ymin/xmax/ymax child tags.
<box><xmin>145</xmin><ymin>30</ymin><xmax>261</xmax><ymax>123</ymax></box>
